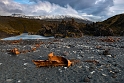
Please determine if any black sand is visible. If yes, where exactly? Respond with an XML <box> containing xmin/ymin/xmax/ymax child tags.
<box><xmin>0</xmin><ymin>36</ymin><xmax>124</xmax><ymax>83</ymax></box>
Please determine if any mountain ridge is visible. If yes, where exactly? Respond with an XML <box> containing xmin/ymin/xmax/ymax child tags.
<box><xmin>11</xmin><ymin>14</ymin><xmax>92</xmax><ymax>23</ymax></box>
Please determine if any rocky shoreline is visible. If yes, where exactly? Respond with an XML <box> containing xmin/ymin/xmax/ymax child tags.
<box><xmin>0</xmin><ymin>36</ymin><xmax>124</xmax><ymax>83</ymax></box>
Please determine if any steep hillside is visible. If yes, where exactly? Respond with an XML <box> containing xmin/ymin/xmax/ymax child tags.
<box><xmin>103</xmin><ymin>14</ymin><xmax>124</xmax><ymax>34</ymax></box>
<box><xmin>103</xmin><ymin>14</ymin><xmax>124</xmax><ymax>28</ymax></box>
<box><xmin>82</xmin><ymin>14</ymin><xmax>124</xmax><ymax>36</ymax></box>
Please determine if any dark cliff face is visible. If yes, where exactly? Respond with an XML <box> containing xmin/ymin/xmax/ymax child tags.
<box><xmin>37</xmin><ymin>19</ymin><xmax>84</xmax><ymax>38</ymax></box>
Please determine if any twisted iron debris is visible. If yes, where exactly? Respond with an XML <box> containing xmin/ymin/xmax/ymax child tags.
<box><xmin>32</xmin><ymin>52</ymin><xmax>80</xmax><ymax>67</ymax></box>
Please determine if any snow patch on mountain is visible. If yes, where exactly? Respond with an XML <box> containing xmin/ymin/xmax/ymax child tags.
<box><xmin>11</xmin><ymin>14</ymin><xmax>89</xmax><ymax>21</ymax></box>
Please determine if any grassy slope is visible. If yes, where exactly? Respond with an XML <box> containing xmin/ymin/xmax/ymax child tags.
<box><xmin>84</xmin><ymin>14</ymin><xmax>124</xmax><ymax>36</ymax></box>
<box><xmin>0</xmin><ymin>16</ymin><xmax>48</xmax><ymax>38</ymax></box>
<box><xmin>0</xmin><ymin>16</ymin><xmax>43</xmax><ymax>32</ymax></box>
<box><xmin>102</xmin><ymin>14</ymin><xmax>124</xmax><ymax>33</ymax></box>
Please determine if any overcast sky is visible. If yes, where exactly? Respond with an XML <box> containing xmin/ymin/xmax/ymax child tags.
<box><xmin>0</xmin><ymin>0</ymin><xmax>124</xmax><ymax>21</ymax></box>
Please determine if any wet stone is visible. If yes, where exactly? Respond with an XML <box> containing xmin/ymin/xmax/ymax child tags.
<box><xmin>0</xmin><ymin>63</ymin><xmax>2</xmax><ymax>65</ymax></box>
<box><xmin>96</xmin><ymin>63</ymin><xmax>102</xmax><ymax>66</ymax></box>
<box><xmin>68</xmin><ymin>45</ymin><xmax>75</xmax><ymax>48</ymax></box>
<box><xmin>112</xmin><ymin>82</ymin><xmax>120</xmax><ymax>83</ymax></box>
<box><xmin>113</xmin><ymin>70</ymin><xmax>120</xmax><ymax>74</ymax></box>
<box><xmin>112</xmin><ymin>74</ymin><xmax>117</xmax><ymax>78</ymax></box>
<box><xmin>103</xmin><ymin>50</ymin><xmax>110</xmax><ymax>55</ymax></box>
<box><xmin>83</xmin><ymin>77</ymin><xmax>90</xmax><ymax>82</ymax></box>
<box><xmin>89</xmin><ymin>65</ymin><xmax>96</xmax><ymax>71</ymax></box>
<box><xmin>6</xmin><ymin>79</ymin><xmax>13</xmax><ymax>82</ymax></box>
<box><xmin>17</xmin><ymin>80</ymin><xmax>21</xmax><ymax>83</ymax></box>
<box><xmin>120</xmin><ymin>46</ymin><xmax>124</xmax><ymax>48</ymax></box>
<box><xmin>63</xmin><ymin>51</ymin><xmax>69</xmax><ymax>56</ymax></box>
<box><xmin>113</xmin><ymin>63</ymin><xmax>118</xmax><ymax>67</ymax></box>
<box><xmin>87</xmin><ymin>75</ymin><xmax>92</xmax><ymax>79</ymax></box>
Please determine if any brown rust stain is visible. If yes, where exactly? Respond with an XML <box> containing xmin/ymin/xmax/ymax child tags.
<box><xmin>83</xmin><ymin>60</ymin><xmax>99</xmax><ymax>64</ymax></box>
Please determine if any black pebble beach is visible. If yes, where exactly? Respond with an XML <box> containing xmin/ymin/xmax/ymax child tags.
<box><xmin>0</xmin><ymin>36</ymin><xmax>124</xmax><ymax>83</ymax></box>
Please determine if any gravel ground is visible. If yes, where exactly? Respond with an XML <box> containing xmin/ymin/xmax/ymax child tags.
<box><xmin>0</xmin><ymin>36</ymin><xmax>124</xmax><ymax>83</ymax></box>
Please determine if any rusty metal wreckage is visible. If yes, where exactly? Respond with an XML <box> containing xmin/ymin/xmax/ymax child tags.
<box><xmin>32</xmin><ymin>52</ymin><xmax>79</xmax><ymax>67</ymax></box>
<box><xmin>7</xmin><ymin>47</ymin><xmax>105</xmax><ymax>67</ymax></box>
<box><xmin>7</xmin><ymin>48</ymin><xmax>80</xmax><ymax>67</ymax></box>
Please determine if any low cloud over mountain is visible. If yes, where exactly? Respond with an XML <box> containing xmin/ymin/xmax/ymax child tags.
<box><xmin>0</xmin><ymin>0</ymin><xmax>124</xmax><ymax>21</ymax></box>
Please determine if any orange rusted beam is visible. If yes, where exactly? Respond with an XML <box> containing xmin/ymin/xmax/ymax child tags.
<box><xmin>32</xmin><ymin>60</ymin><xmax>70</xmax><ymax>67</ymax></box>
<box><xmin>32</xmin><ymin>52</ymin><xmax>73</xmax><ymax>67</ymax></box>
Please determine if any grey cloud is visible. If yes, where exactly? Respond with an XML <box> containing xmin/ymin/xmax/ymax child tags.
<box><xmin>0</xmin><ymin>0</ymin><xmax>118</xmax><ymax>21</ymax></box>
<box><xmin>30</xmin><ymin>0</ymin><xmax>114</xmax><ymax>18</ymax></box>
<box><xmin>0</xmin><ymin>0</ymin><xmax>23</xmax><ymax>15</ymax></box>
<box><xmin>7</xmin><ymin>9</ymin><xmax>23</xmax><ymax>13</ymax></box>
<box><xmin>30</xmin><ymin>0</ymin><xmax>97</xmax><ymax>10</ymax></box>
<box><xmin>91</xmin><ymin>0</ymin><xmax>114</xmax><ymax>15</ymax></box>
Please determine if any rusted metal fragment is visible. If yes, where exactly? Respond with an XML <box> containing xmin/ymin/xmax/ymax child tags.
<box><xmin>32</xmin><ymin>52</ymin><xmax>79</xmax><ymax>67</ymax></box>
<box><xmin>7</xmin><ymin>42</ymin><xmax>42</xmax><ymax>55</ymax></box>
<box><xmin>48</xmin><ymin>52</ymin><xmax>68</xmax><ymax>63</ymax></box>
<box><xmin>11</xmin><ymin>39</ymin><xmax>22</xmax><ymax>44</ymax></box>
<box><xmin>7</xmin><ymin>48</ymin><xmax>20</xmax><ymax>55</ymax></box>
<box><xmin>49</xmin><ymin>52</ymin><xmax>73</xmax><ymax>67</ymax></box>
<box><xmin>32</xmin><ymin>60</ymin><xmax>71</xmax><ymax>67</ymax></box>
